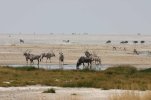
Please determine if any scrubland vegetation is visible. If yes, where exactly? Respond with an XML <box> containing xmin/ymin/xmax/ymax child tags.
<box><xmin>0</xmin><ymin>65</ymin><xmax>151</xmax><ymax>90</ymax></box>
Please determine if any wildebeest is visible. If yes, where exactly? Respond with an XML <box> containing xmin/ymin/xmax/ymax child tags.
<box><xmin>120</xmin><ymin>41</ymin><xmax>128</xmax><ymax>44</ymax></box>
<box><xmin>140</xmin><ymin>41</ymin><xmax>145</xmax><ymax>44</ymax></box>
<box><xmin>63</xmin><ymin>40</ymin><xmax>69</xmax><ymax>43</ymax></box>
<box><xmin>59</xmin><ymin>52</ymin><xmax>64</xmax><ymax>69</ymax></box>
<box><xmin>20</xmin><ymin>39</ymin><xmax>24</xmax><ymax>44</ymax></box>
<box><xmin>41</xmin><ymin>52</ymin><xmax>55</xmax><ymax>63</ymax></box>
<box><xmin>106</xmin><ymin>40</ymin><xmax>111</xmax><ymax>44</ymax></box>
<box><xmin>133</xmin><ymin>41</ymin><xmax>138</xmax><ymax>44</ymax></box>
<box><xmin>76</xmin><ymin>56</ymin><xmax>93</xmax><ymax>70</ymax></box>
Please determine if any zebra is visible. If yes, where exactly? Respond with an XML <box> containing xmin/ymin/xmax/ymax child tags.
<box><xmin>23</xmin><ymin>50</ymin><xmax>41</xmax><ymax>68</ymax></box>
<box><xmin>23</xmin><ymin>50</ymin><xmax>30</xmax><ymax>64</ymax></box>
<box><xmin>41</xmin><ymin>52</ymin><xmax>55</xmax><ymax>63</ymax></box>
<box><xmin>59</xmin><ymin>52</ymin><xmax>64</xmax><ymax>69</ymax></box>
<box><xmin>84</xmin><ymin>50</ymin><xmax>101</xmax><ymax>65</ymax></box>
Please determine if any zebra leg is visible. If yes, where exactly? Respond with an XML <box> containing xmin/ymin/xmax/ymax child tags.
<box><xmin>50</xmin><ymin>57</ymin><xmax>51</xmax><ymax>63</ymax></box>
<box><xmin>46</xmin><ymin>58</ymin><xmax>48</xmax><ymax>63</ymax></box>
<box><xmin>37</xmin><ymin>60</ymin><xmax>39</xmax><ymax>69</ymax></box>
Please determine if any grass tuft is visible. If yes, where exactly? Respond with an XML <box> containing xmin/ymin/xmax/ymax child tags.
<box><xmin>43</xmin><ymin>88</ymin><xmax>56</xmax><ymax>93</ymax></box>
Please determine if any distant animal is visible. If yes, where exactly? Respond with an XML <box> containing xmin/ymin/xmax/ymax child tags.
<box><xmin>133</xmin><ymin>41</ymin><xmax>138</xmax><ymax>44</ymax></box>
<box><xmin>59</xmin><ymin>52</ymin><xmax>64</xmax><ymax>69</ymax></box>
<box><xmin>106</xmin><ymin>40</ymin><xmax>111</xmax><ymax>44</ymax></box>
<box><xmin>120</xmin><ymin>41</ymin><xmax>128</xmax><ymax>44</ymax></box>
<box><xmin>76</xmin><ymin>56</ymin><xmax>93</xmax><ymax>70</ymax></box>
<box><xmin>133</xmin><ymin>49</ymin><xmax>139</xmax><ymax>55</ymax></box>
<box><xmin>140</xmin><ymin>41</ymin><xmax>145</xmax><ymax>44</ymax></box>
<box><xmin>41</xmin><ymin>52</ymin><xmax>55</xmax><ymax>63</ymax></box>
<box><xmin>63</xmin><ymin>40</ymin><xmax>69</xmax><ymax>43</ymax></box>
<box><xmin>20</xmin><ymin>39</ymin><xmax>24</xmax><ymax>44</ymax></box>
<box><xmin>113</xmin><ymin>47</ymin><xmax>116</xmax><ymax>50</ymax></box>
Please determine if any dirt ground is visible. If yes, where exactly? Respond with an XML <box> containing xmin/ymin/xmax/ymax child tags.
<box><xmin>0</xmin><ymin>85</ymin><xmax>149</xmax><ymax>100</ymax></box>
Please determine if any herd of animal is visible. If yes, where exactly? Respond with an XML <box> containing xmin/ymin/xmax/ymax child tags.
<box><xmin>23</xmin><ymin>50</ymin><xmax>101</xmax><ymax>70</ymax></box>
<box><xmin>23</xmin><ymin>50</ymin><xmax>64</xmax><ymax>69</ymax></box>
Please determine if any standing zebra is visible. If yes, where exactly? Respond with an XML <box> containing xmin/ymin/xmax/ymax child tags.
<box><xmin>59</xmin><ymin>52</ymin><xmax>64</xmax><ymax>69</ymax></box>
<box><xmin>84</xmin><ymin>50</ymin><xmax>101</xmax><ymax>67</ymax></box>
<box><xmin>41</xmin><ymin>52</ymin><xmax>55</xmax><ymax>63</ymax></box>
<box><xmin>23</xmin><ymin>50</ymin><xmax>41</xmax><ymax>68</ymax></box>
<box><xmin>23</xmin><ymin>50</ymin><xmax>30</xmax><ymax>64</ymax></box>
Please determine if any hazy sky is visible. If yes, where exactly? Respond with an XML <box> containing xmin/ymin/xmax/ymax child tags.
<box><xmin>0</xmin><ymin>0</ymin><xmax>151</xmax><ymax>34</ymax></box>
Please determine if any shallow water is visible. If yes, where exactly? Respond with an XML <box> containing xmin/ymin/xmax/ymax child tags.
<box><xmin>7</xmin><ymin>64</ymin><xmax>111</xmax><ymax>71</ymax></box>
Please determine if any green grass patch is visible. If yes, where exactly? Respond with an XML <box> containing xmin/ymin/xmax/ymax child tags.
<box><xmin>0</xmin><ymin>65</ymin><xmax>151</xmax><ymax>90</ymax></box>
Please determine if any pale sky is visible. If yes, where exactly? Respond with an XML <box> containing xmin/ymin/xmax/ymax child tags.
<box><xmin>0</xmin><ymin>0</ymin><xmax>151</xmax><ymax>34</ymax></box>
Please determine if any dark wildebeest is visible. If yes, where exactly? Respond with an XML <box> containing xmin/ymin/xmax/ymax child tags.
<box><xmin>106</xmin><ymin>40</ymin><xmax>111</xmax><ymax>44</ymax></box>
<box><xmin>120</xmin><ymin>41</ymin><xmax>128</xmax><ymax>44</ymax></box>
<box><xmin>59</xmin><ymin>52</ymin><xmax>64</xmax><ymax>69</ymax></box>
<box><xmin>41</xmin><ymin>52</ymin><xmax>55</xmax><ymax>63</ymax></box>
<box><xmin>133</xmin><ymin>41</ymin><xmax>138</xmax><ymax>44</ymax></box>
<box><xmin>76</xmin><ymin>56</ymin><xmax>93</xmax><ymax>70</ymax></box>
<box><xmin>140</xmin><ymin>41</ymin><xmax>145</xmax><ymax>44</ymax></box>
<box><xmin>20</xmin><ymin>39</ymin><xmax>24</xmax><ymax>44</ymax></box>
<box><xmin>63</xmin><ymin>40</ymin><xmax>69</xmax><ymax>43</ymax></box>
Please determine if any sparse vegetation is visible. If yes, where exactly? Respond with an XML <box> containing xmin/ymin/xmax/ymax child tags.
<box><xmin>43</xmin><ymin>88</ymin><xmax>56</xmax><ymax>93</ymax></box>
<box><xmin>110</xmin><ymin>91</ymin><xmax>151</xmax><ymax>100</ymax></box>
<box><xmin>0</xmin><ymin>65</ymin><xmax>151</xmax><ymax>90</ymax></box>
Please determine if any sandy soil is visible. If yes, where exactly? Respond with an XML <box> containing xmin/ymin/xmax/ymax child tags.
<box><xmin>0</xmin><ymin>85</ymin><xmax>149</xmax><ymax>100</ymax></box>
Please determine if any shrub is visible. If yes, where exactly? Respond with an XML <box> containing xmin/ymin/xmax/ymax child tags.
<box><xmin>43</xmin><ymin>88</ymin><xmax>56</xmax><ymax>93</ymax></box>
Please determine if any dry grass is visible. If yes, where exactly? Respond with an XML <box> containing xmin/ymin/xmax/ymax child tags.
<box><xmin>110</xmin><ymin>91</ymin><xmax>151</xmax><ymax>100</ymax></box>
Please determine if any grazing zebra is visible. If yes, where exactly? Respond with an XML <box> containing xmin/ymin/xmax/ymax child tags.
<box><xmin>20</xmin><ymin>39</ymin><xmax>24</xmax><ymax>44</ymax></box>
<box><xmin>41</xmin><ymin>52</ymin><xmax>55</xmax><ymax>63</ymax></box>
<box><xmin>59</xmin><ymin>52</ymin><xmax>64</xmax><ymax>69</ymax></box>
